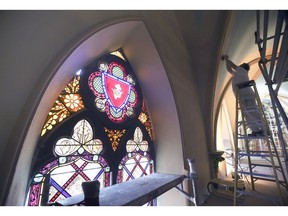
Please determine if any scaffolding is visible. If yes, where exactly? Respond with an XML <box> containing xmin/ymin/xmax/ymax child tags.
<box><xmin>254</xmin><ymin>10</ymin><xmax>288</xmax><ymax>176</ymax></box>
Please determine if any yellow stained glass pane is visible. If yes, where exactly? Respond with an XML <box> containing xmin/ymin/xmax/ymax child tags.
<box><xmin>110</xmin><ymin>50</ymin><xmax>126</xmax><ymax>61</ymax></box>
<box><xmin>41</xmin><ymin>76</ymin><xmax>84</xmax><ymax>137</ymax></box>
<box><xmin>138</xmin><ymin>112</ymin><xmax>147</xmax><ymax>124</ymax></box>
<box><xmin>62</xmin><ymin>76</ymin><xmax>80</xmax><ymax>94</ymax></box>
<box><xmin>139</xmin><ymin>101</ymin><xmax>153</xmax><ymax>140</ymax></box>
<box><xmin>41</xmin><ymin>100</ymin><xmax>70</xmax><ymax>136</ymax></box>
<box><xmin>104</xmin><ymin>128</ymin><xmax>126</xmax><ymax>151</ymax></box>
<box><xmin>59</xmin><ymin>93</ymin><xmax>84</xmax><ymax>112</ymax></box>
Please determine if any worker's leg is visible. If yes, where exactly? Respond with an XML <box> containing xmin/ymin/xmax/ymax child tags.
<box><xmin>241</xmin><ymin>97</ymin><xmax>264</xmax><ymax>133</ymax></box>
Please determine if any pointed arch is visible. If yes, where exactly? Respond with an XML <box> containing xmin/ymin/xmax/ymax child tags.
<box><xmin>7</xmin><ymin>20</ymin><xmax>183</xmax><ymax>206</ymax></box>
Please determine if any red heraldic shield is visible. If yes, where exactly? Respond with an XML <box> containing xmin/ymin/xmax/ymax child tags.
<box><xmin>102</xmin><ymin>73</ymin><xmax>131</xmax><ymax>112</ymax></box>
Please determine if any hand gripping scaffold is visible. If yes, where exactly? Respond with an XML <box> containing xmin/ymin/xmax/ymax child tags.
<box><xmin>233</xmin><ymin>80</ymin><xmax>288</xmax><ymax>205</ymax></box>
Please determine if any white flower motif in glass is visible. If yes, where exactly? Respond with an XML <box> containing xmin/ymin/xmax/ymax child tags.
<box><xmin>126</xmin><ymin>127</ymin><xmax>148</xmax><ymax>153</ymax></box>
<box><xmin>54</xmin><ymin>119</ymin><xmax>103</xmax><ymax>156</ymax></box>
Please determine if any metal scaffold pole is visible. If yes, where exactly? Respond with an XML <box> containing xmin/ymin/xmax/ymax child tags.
<box><xmin>255</xmin><ymin>10</ymin><xmax>288</xmax><ymax>176</ymax></box>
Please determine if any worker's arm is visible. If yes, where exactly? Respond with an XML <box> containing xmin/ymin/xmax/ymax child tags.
<box><xmin>222</xmin><ymin>55</ymin><xmax>237</xmax><ymax>75</ymax></box>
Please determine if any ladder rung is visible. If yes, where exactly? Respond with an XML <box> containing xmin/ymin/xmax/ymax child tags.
<box><xmin>248</xmin><ymin>151</ymin><xmax>277</xmax><ymax>155</ymax></box>
<box><xmin>237</xmin><ymin>133</ymin><xmax>271</xmax><ymax>139</ymax></box>
<box><xmin>253</xmin><ymin>177</ymin><xmax>287</xmax><ymax>184</ymax></box>
<box><xmin>238</xmin><ymin>120</ymin><xmax>264</xmax><ymax>124</ymax></box>
<box><xmin>249</xmin><ymin>150</ymin><xmax>275</xmax><ymax>154</ymax></box>
<box><xmin>242</xmin><ymin>109</ymin><xmax>261</xmax><ymax>113</ymax></box>
<box><xmin>238</xmin><ymin>171</ymin><xmax>275</xmax><ymax>179</ymax></box>
<box><xmin>239</xmin><ymin>153</ymin><xmax>270</xmax><ymax>157</ymax></box>
<box><xmin>237</xmin><ymin>136</ymin><xmax>267</xmax><ymax>140</ymax></box>
<box><xmin>250</xmin><ymin>163</ymin><xmax>280</xmax><ymax>168</ymax></box>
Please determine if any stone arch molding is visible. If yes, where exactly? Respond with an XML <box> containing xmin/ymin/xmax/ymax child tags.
<box><xmin>7</xmin><ymin>19</ymin><xmax>183</xmax><ymax>205</ymax></box>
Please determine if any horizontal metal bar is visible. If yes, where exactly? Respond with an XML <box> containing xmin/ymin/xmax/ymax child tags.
<box><xmin>238</xmin><ymin>171</ymin><xmax>275</xmax><ymax>179</ymax></box>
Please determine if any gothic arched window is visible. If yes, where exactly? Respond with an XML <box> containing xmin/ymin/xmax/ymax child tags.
<box><xmin>26</xmin><ymin>49</ymin><xmax>155</xmax><ymax>206</ymax></box>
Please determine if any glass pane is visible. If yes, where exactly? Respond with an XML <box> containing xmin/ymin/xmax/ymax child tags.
<box><xmin>88</xmin><ymin>59</ymin><xmax>139</xmax><ymax>123</ymax></box>
<box><xmin>27</xmin><ymin>183</ymin><xmax>42</xmax><ymax>206</ymax></box>
<box><xmin>118</xmin><ymin>153</ymin><xmax>153</xmax><ymax>183</ymax></box>
<box><xmin>48</xmin><ymin>158</ymin><xmax>106</xmax><ymax>204</ymax></box>
<box><xmin>41</xmin><ymin>76</ymin><xmax>84</xmax><ymax>137</ymax></box>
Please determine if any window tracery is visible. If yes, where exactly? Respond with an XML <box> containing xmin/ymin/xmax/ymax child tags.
<box><xmin>26</xmin><ymin>49</ymin><xmax>155</xmax><ymax>206</ymax></box>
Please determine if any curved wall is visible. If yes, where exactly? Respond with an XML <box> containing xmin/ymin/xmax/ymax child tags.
<box><xmin>5</xmin><ymin>17</ymin><xmax>186</xmax><ymax>206</ymax></box>
<box><xmin>0</xmin><ymin>11</ymin><xmax>211</xmax><ymax>206</ymax></box>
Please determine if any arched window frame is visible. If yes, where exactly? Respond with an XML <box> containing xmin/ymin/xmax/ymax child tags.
<box><xmin>26</xmin><ymin>49</ymin><xmax>156</xmax><ymax>206</ymax></box>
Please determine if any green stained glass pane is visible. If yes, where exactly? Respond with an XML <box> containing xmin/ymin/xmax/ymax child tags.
<box><xmin>109</xmin><ymin>107</ymin><xmax>123</xmax><ymax>118</ymax></box>
<box><xmin>93</xmin><ymin>76</ymin><xmax>104</xmax><ymax>93</ymax></box>
<box><xmin>112</xmin><ymin>66</ymin><xmax>124</xmax><ymax>79</ymax></box>
<box><xmin>128</xmin><ymin>89</ymin><xmax>136</xmax><ymax>103</ymax></box>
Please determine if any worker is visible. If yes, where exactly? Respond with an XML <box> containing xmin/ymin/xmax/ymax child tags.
<box><xmin>222</xmin><ymin>55</ymin><xmax>265</xmax><ymax>136</ymax></box>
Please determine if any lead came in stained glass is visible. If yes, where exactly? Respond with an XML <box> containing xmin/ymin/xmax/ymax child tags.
<box><xmin>41</xmin><ymin>76</ymin><xmax>84</xmax><ymax>137</ymax></box>
<box><xmin>126</xmin><ymin>127</ymin><xmax>149</xmax><ymax>153</ymax></box>
<box><xmin>102</xmin><ymin>72</ymin><xmax>131</xmax><ymax>112</ymax></box>
<box><xmin>117</xmin><ymin>153</ymin><xmax>154</xmax><ymax>183</ymax></box>
<box><xmin>138</xmin><ymin>100</ymin><xmax>153</xmax><ymax>139</ymax></box>
<box><xmin>104</xmin><ymin>127</ymin><xmax>126</xmax><ymax>151</ymax></box>
<box><xmin>48</xmin><ymin>158</ymin><xmax>106</xmax><ymax>203</ymax></box>
<box><xmin>28</xmin><ymin>155</ymin><xmax>110</xmax><ymax>205</ymax></box>
<box><xmin>27</xmin><ymin>49</ymin><xmax>155</xmax><ymax>206</ymax></box>
<box><xmin>122</xmin><ymin>154</ymin><xmax>149</xmax><ymax>181</ymax></box>
<box><xmin>54</xmin><ymin>119</ymin><xmax>103</xmax><ymax>157</ymax></box>
<box><xmin>117</xmin><ymin>127</ymin><xmax>153</xmax><ymax>186</ymax></box>
<box><xmin>28</xmin><ymin>184</ymin><xmax>42</xmax><ymax>206</ymax></box>
<box><xmin>60</xmin><ymin>94</ymin><xmax>83</xmax><ymax>112</ymax></box>
<box><xmin>88</xmin><ymin>60</ymin><xmax>138</xmax><ymax>123</ymax></box>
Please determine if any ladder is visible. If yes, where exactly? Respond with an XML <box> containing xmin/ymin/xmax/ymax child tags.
<box><xmin>233</xmin><ymin>80</ymin><xmax>288</xmax><ymax>205</ymax></box>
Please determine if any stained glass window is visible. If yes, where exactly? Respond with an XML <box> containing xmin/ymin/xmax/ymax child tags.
<box><xmin>48</xmin><ymin>158</ymin><xmax>109</xmax><ymax>203</ymax></box>
<box><xmin>87</xmin><ymin>60</ymin><xmax>139</xmax><ymax>123</ymax></box>
<box><xmin>117</xmin><ymin>127</ymin><xmax>154</xmax><ymax>183</ymax></box>
<box><xmin>41</xmin><ymin>76</ymin><xmax>84</xmax><ymax>137</ymax></box>
<box><xmin>54</xmin><ymin>119</ymin><xmax>103</xmax><ymax>157</ymax></box>
<box><xmin>26</xmin><ymin>49</ymin><xmax>155</xmax><ymax>206</ymax></box>
<box><xmin>27</xmin><ymin>119</ymin><xmax>110</xmax><ymax>206</ymax></box>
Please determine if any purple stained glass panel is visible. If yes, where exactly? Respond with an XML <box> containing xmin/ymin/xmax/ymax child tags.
<box><xmin>117</xmin><ymin>153</ymin><xmax>153</xmax><ymax>183</ymax></box>
<box><xmin>28</xmin><ymin>184</ymin><xmax>41</xmax><ymax>206</ymax></box>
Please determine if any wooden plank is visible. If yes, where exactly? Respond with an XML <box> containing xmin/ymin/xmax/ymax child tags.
<box><xmin>55</xmin><ymin>172</ymin><xmax>185</xmax><ymax>206</ymax></box>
